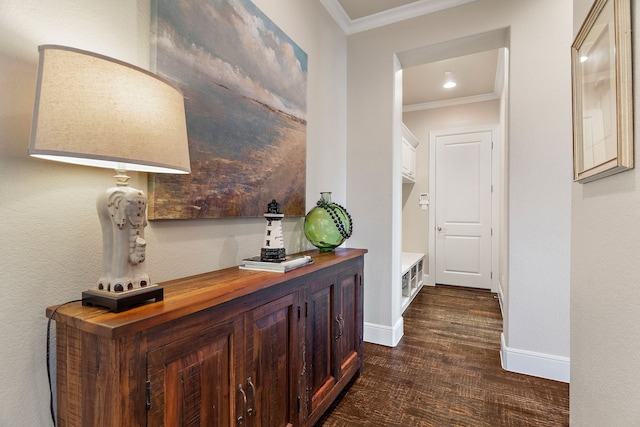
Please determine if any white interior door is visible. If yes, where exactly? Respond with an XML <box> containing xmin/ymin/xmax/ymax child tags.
<box><xmin>434</xmin><ymin>130</ymin><xmax>492</xmax><ymax>289</ymax></box>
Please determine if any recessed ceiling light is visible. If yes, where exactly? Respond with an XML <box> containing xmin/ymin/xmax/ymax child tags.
<box><xmin>443</xmin><ymin>70</ymin><xmax>456</xmax><ymax>89</ymax></box>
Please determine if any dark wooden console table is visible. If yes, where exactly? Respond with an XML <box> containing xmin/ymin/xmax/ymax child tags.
<box><xmin>47</xmin><ymin>248</ymin><xmax>367</xmax><ymax>426</ymax></box>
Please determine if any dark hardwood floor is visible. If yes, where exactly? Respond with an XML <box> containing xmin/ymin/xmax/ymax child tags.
<box><xmin>315</xmin><ymin>285</ymin><xmax>569</xmax><ymax>426</ymax></box>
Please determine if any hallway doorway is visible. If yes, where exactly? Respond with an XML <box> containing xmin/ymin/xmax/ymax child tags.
<box><xmin>432</xmin><ymin>127</ymin><xmax>494</xmax><ymax>289</ymax></box>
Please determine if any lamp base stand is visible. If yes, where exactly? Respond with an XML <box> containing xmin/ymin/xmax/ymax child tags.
<box><xmin>82</xmin><ymin>286</ymin><xmax>164</xmax><ymax>313</ymax></box>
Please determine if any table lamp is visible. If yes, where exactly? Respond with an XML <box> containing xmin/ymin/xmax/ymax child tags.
<box><xmin>29</xmin><ymin>45</ymin><xmax>191</xmax><ymax>312</ymax></box>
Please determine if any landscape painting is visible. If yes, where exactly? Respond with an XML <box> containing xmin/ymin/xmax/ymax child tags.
<box><xmin>148</xmin><ymin>0</ymin><xmax>307</xmax><ymax>219</ymax></box>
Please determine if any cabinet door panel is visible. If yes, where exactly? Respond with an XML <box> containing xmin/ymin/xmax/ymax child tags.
<box><xmin>302</xmin><ymin>262</ymin><xmax>364</xmax><ymax>427</ymax></box>
<box><xmin>246</xmin><ymin>293</ymin><xmax>298</xmax><ymax>427</ymax></box>
<box><xmin>337</xmin><ymin>271</ymin><xmax>359</xmax><ymax>374</ymax></box>
<box><xmin>147</xmin><ymin>319</ymin><xmax>242</xmax><ymax>427</ymax></box>
<box><xmin>307</xmin><ymin>280</ymin><xmax>337</xmax><ymax>410</ymax></box>
<box><xmin>170</xmin><ymin>352</ymin><xmax>224</xmax><ymax>426</ymax></box>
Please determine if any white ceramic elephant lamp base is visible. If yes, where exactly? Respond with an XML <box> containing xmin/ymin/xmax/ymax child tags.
<box><xmin>82</xmin><ymin>179</ymin><xmax>163</xmax><ymax>312</ymax></box>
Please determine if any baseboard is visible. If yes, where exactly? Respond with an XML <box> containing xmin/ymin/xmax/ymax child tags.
<box><xmin>500</xmin><ymin>333</ymin><xmax>570</xmax><ymax>383</ymax></box>
<box><xmin>496</xmin><ymin>285</ymin><xmax>504</xmax><ymax>317</ymax></box>
<box><xmin>364</xmin><ymin>317</ymin><xmax>404</xmax><ymax>347</ymax></box>
<box><xmin>423</xmin><ymin>273</ymin><xmax>435</xmax><ymax>286</ymax></box>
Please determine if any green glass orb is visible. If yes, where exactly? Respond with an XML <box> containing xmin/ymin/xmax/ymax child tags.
<box><xmin>304</xmin><ymin>192</ymin><xmax>353</xmax><ymax>252</ymax></box>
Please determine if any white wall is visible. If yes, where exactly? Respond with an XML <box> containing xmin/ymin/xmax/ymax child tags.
<box><xmin>570</xmin><ymin>0</ymin><xmax>640</xmax><ymax>424</ymax></box>
<box><xmin>0</xmin><ymin>1</ymin><xmax>346</xmax><ymax>425</ymax></box>
<box><xmin>347</xmin><ymin>0</ymin><xmax>572</xmax><ymax>380</ymax></box>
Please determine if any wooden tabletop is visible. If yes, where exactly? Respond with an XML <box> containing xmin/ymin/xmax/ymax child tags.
<box><xmin>46</xmin><ymin>248</ymin><xmax>367</xmax><ymax>339</ymax></box>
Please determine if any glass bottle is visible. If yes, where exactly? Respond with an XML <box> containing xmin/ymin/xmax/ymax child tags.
<box><xmin>303</xmin><ymin>192</ymin><xmax>353</xmax><ymax>252</ymax></box>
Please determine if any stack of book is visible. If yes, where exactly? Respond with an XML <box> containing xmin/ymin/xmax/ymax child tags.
<box><xmin>239</xmin><ymin>254</ymin><xmax>314</xmax><ymax>273</ymax></box>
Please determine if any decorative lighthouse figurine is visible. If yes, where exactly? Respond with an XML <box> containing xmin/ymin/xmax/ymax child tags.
<box><xmin>261</xmin><ymin>199</ymin><xmax>286</xmax><ymax>261</ymax></box>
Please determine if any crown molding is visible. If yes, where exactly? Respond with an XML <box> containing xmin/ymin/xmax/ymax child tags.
<box><xmin>403</xmin><ymin>92</ymin><xmax>499</xmax><ymax>112</ymax></box>
<box><xmin>319</xmin><ymin>0</ymin><xmax>352</xmax><ymax>33</ymax></box>
<box><xmin>321</xmin><ymin>0</ymin><xmax>478</xmax><ymax>35</ymax></box>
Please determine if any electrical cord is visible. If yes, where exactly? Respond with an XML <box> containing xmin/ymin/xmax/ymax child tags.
<box><xmin>46</xmin><ymin>299</ymin><xmax>82</xmax><ymax>427</ymax></box>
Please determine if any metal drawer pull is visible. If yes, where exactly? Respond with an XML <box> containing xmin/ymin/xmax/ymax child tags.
<box><xmin>237</xmin><ymin>384</ymin><xmax>247</xmax><ymax>424</ymax></box>
<box><xmin>247</xmin><ymin>377</ymin><xmax>256</xmax><ymax>417</ymax></box>
<box><xmin>335</xmin><ymin>314</ymin><xmax>344</xmax><ymax>340</ymax></box>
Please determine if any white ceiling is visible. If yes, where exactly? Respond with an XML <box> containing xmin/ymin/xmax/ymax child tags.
<box><xmin>321</xmin><ymin>0</ymin><xmax>477</xmax><ymax>33</ymax></box>
<box><xmin>402</xmin><ymin>49</ymin><xmax>501</xmax><ymax>110</ymax></box>
<box><xmin>320</xmin><ymin>0</ymin><xmax>500</xmax><ymax>110</ymax></box>
<box><xmin>338</xmin><ymin>0</ymin><xmax>419</xmax><ymax>20</ymax></box>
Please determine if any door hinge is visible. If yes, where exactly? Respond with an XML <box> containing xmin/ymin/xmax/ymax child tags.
<box><xmin>305</xmin><ymin>301</ymin><xmax>308</xmax><ymax>318</ymax></box>
<box><xmin>297</xmin><ymin>396</ymin><xmax>301</xmax><ymax>413</ymax></box>
<box><xmin>491</xmin><ymin>272</ymin><xmax>493</xmax><ymax>279</ymax></box>
<box><xmin>146</xmin><ymin>380</ymin><xmax>151</xmax><ymax>410</ymax></box>
<box><xmin>491</xmin><ymin>228</ymin><xmax>493</xmax><ymax>236</ymax></box>
<box><xmin>298</xmin><ymin>306</ymin><xmax>301</xmax><ymax>320</ymax></box>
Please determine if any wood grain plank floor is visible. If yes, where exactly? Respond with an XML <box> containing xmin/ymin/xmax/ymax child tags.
<box><xmin>315</xmin><ymin>285</ymin><xmax>569</xmax><ymax>426</ymax></box>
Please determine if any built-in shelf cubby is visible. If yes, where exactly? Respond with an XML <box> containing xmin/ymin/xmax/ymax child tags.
<box><xmin>401</xmin><ymin>252</ymin><xmax>424</xmax><ymax>312</ymax></box>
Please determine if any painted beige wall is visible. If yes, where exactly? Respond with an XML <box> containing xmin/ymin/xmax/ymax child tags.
<box><xmin>570</xmin><ymin>0</ymin><xmax>640</xmax><ymax>424</ymax></box>
<box><xmin>347</xmin><ymin>0</ymin><xmax>572</xmax><ymax>370</ymax></box>
<box><xmin>402</xmin><ymin>101</ymin><xmax>500</xmax><ymax>267</ymax></box>
<box><xmin>0</xmin><ymin>1</ymin><xmax>346</xmax><ymax>425</ymax></box>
